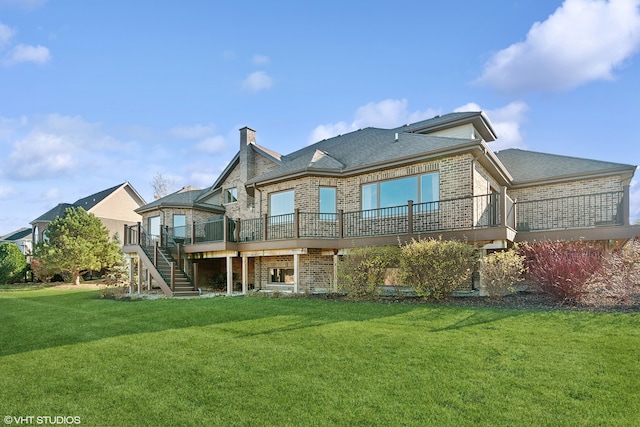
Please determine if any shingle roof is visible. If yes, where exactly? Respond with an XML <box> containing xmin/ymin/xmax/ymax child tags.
<box><xmin>136</xmin><ymin>187</ymin><xmax>225</xmax><ymax>214</ymax></box>
<box><xmin>30</xmin><ymin>182</ymin><xmax>143</xmax><ymax>224</ymax></box>
<box><xmin>247</xmin><ymin>127</ymin><xmax>477</xmax><ymax>184</ymax></box>
<box><xmin>73</xmin><ymin>183</ymin><xmax>124</xmax><ymax>211</ymax></box>
<box><xmin>495</xmin><ymin>149</ymin><xmax>636</xmax><ymax>184</ymax></box>
<box><xmin>0</xmin><ymin>227</ymin><xmax>31</xmax><ymax>241</ymax></box>
<box><xmin>31</xmin><ymin>203</ymin><xmax>76</xmax><ymax>223</ymax></box>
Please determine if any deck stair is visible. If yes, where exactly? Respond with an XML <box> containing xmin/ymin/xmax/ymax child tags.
<box><xmin>124</xmin><ymin>225</ymin><xmax>200</xmax><ymax>297</ymax></box>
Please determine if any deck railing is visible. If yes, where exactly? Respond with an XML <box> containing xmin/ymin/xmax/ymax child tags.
<box><xmin>124</xmin><ymin>190</ymin><xmax>627</xmax><ymax>247</ymax></box>
<box><xmin>515</xmin><ymin>191</ymin><xmax>623</xmax><ymax>231</ymax></box>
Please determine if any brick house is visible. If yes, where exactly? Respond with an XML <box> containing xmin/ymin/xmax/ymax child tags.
<box><xmin>123</xmin><ymin>112</ymin><xmax>639</xmax><ymax>296</ymax></box>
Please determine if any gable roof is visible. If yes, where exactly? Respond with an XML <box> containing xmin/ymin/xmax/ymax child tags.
<box><xmin>30</xmin><ymin>182</ymin><xmax>145</xmax><ymax>224</ymax></box>
<box><xmin>400</xmin><ymin>111</ymin><xmax>497</xmax><ymax>141</ymax></box>
<box><xmin>495</xmin><ymin>149</ymin><xmax>637</xmax><ymax>186</ymax></box>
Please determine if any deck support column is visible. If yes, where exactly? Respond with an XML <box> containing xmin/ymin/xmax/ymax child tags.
<box><xmin>242</xmin><ymin>255</ymin><xmax>248</xmax><ymax>295</ymax></box>
<box><xmin>623</xmin><ymin>184</ymin><xmax>630</xmax><ymax>226</ymax></box>
<box><xmin>500</xmin><ymin>186</ymin><xmax>508</xmax><ymax>227</ymax></box>
<box><xmin>293</xmin><ymin>253</ymin><xmax>299</xmax><ymax>293</ymax></box>
<box><xmin>333</xmin><ymin>253</ymin><xmax>339</xmax><ymax>292</ymax></box>
<box><xmin>226</xmin><ymin>255</ymin><xmax>233</xmax><ymax>296</ymax></box>
<box><xmin>137</xmin><ymin>256</ymin><xmax>142</xmax><ymax>294</ymax></box>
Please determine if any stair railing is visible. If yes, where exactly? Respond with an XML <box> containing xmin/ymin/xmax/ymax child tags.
<box><xmin>161</xmin><ymin>227</ymin><xmax>196</xmax><ymax>288</ymax></box>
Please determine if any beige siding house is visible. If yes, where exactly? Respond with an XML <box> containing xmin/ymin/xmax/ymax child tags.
<box><xmin>31</xmin><ymin>182</ymin><xmax>146</xmax><ymax>245</ymax></box>
<box><xmin>123</xmin><ymin>112</ymin><xmax>639</xmax><ymax>296</ymax></box>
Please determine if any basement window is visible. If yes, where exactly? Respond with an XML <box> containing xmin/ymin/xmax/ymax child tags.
<box><xmin>270</xmin><ymin>268</ymin><xmax>294</xmax><ymax>284</ymax></box>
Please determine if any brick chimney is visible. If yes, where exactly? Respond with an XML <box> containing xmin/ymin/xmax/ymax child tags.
<box><xmin>239</xmin><ymin>126</ymin><xmax>256</xmax><ymax>184</ymax></box>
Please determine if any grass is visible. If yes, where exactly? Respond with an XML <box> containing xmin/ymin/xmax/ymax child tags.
<box><xmin>0</xmin><ymin>287</ymin><xmax>638</xmax><ymax>426</ymax></box>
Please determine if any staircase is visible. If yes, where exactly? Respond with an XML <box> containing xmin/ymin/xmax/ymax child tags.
<box><xmin>123</xmin><ymin>224</ymin><xmax>199</xmax><ymax>297</ymax></box>
<box><xmin>156</xmin><ymin>247</ymin><xmax>199</xmax><ymax>297</ymax></box>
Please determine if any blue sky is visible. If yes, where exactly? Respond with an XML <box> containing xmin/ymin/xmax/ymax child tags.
<box><xmin>1</xmin><ymin>0</ymin><xmax>640</xmax><ymax>234</ymax></box>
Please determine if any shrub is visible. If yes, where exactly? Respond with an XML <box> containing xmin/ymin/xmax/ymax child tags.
<box><xmin>582</xmin><ymin>239</ymin><xmax>640</xmax><ymax>307</ymax></box>
<box><xmin>337</xmin><ymin>246</ymin><xmax>401</xmax><ymax>299</ymax></box>
<box><xmin>479</xmin><ymin>249</ymin><xmax>525</xmax><ymax>297</ymax></box>
<box><xmin>520</xmin><ymin>240</ymin><xmax>603</xmax><ymax>304</ymax></box>
<box><xmin>0</xmin><ymin>243</ymin><xmax>27</xmax><ymax>284</ymax></box>
<box><xmin>30</xmin><ymin>258</ymin><xmax>56</xmax><ymax>283</ymax></box>
<box><xmin>399</xmin><ymin>238</ymin><xmax>476</xmax><ymax>300</ymax></box>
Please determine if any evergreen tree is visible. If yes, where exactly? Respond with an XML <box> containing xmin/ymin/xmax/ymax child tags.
<box><xmin>34</xmin><ymin>207</ymin><xmax>121</xmax><ymax>285</ymax></box>
<box><xmin>0</xmin><ymin>242</ymin><xmax>27</xmax><ymax>284</ymax></box>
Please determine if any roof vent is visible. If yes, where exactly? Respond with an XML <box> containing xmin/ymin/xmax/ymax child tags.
<box><xmin>394</xmin><ymin>132</ymin><xmax>398</xmax><ymax>142</ymax></box>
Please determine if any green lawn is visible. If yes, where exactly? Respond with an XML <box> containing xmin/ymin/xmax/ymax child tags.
<box><xmin>0</xmin><ymin>287</ymin><xmax>638</xmax><ymax>426</ymax></box>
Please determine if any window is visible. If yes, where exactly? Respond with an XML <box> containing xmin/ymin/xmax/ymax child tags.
<box><xmin>173</xmin><ymin>214</ymin><xmax>186</xmax><ymax>238</ymax></box>
<box><xmin>224</xmin><ymin>187</ymin><xmax>238</xmax><ymax>204</ymax></box>
<box><xmin>269</xmin><ymin>190</ymin><xmax>294</xmax><ymax>217</ymax></box>
<box><xmin>148</xmin><ymin>216</ymin><xmax>160</xmax><ymax>239</ymax></box>
<box><xmin>270</xmin><ymin>268</ymin><xmax>294</xmax><ymax>284</ymax></box>
<box><xmin>361</xmin><ymin>172</ymin><xmax>439</xmax><ymax>210</ymax></box>
<box><xmin>319</xmin><ymin>187</ymin><xmax>337</xmax><ymax>216</ymax></box>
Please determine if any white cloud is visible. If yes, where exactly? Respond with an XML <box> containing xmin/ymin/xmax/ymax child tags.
<box><xmin>0</xmin><ymin>22</ymin><xmax>14</xmax><ymax>50</ymax></box>
<box><xmin>476</xmin><ymin>0</ymin><xmax>640</xmax><ymax>94</ymax></box>
<box><xmin>168</xmin><ymin>122</ymin><xmax>229</xmax><ymax>154</ymax></box>
<box><xmin>4</xmin><ymin>43</ymin><xmax>50</xmax><ymax>65</ymax></box>
<box><xmin>241</xmin><ymin>71</ymin><xmax>273</xmax><ymax>93</ymax></box>
<box><xmin>307</xmin><ymin>98</ymin><xmax>438</xmax><ymax>144</ymax></box>
<box><xmin>2</xmin><ymin>114</ymin><xmax>123</xmax><ymax>180</ymax></box>
<box><xmin>0</xmin><ymin>21</ymin><xmax>51</xmax><ymax>66</ymax></box>
<box><xmin>195</xmin><ymin>136</ymin><xmax>226</xmax><ymax>153</ymax></box>
<box><xmin>252</xmin><ymin>54</ymin><xmax>269</xmax><ymax>65</ymax></box>
<box><xmin>455</xmin><ymin>101</ymin><xmax>529</xmax><ymax>151</ymax></box>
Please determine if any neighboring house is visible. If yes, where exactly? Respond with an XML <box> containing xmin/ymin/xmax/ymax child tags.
<box><xmin>123</xmin><ymin>111</ymin><xmax>639</xmax><ymax>296</ymax></box>
<box><xmin>0</xmin><ymin>227</ymin><xmax>33</xmax><ymax>255</ymax></box>
<box><xmin>31</xmin><ymin>182</ymin><xmax>146</xmax><ymax>245</ymax></box>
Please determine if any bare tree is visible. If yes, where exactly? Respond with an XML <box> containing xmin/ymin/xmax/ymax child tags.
<box><xmin>151</xmin><ymin>173</ymin><xmax>176</xmax><ymax>200</ymax></box>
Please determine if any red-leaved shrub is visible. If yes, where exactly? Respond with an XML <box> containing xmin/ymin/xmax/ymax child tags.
<box><xmin>520</xmin><ymin>240</ymin><xmax>603</xmax><ymax>304</ymax></box>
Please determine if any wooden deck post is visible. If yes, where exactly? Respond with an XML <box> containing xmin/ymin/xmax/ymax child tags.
<box><xmin>154</xmin><ymin>241</ymin><xmax>159</xmax><ymax>266</ymax></box>
<box><xmin>338</xmin><ymin>210</ymin><xmax>344</xmax><ymax>239</ymax></box>
<box><xmin>294</xmin><ymin>208</ymin><xmax>300</xmax><ymax>239</ymax></box>
<box><xmin>500</xmin><ymin>187</ymin><xmax>508</xmax><ymax>227</ymax></box>
<box><xmin>123</xmin><ymin>224</ymin><xmax>128</xmax><ymax>245</ymax></box>
<box><xmin>193</xmin><ymin>263</ymin><xmax>198</xmax><ymax>289</ymax></box>
<box><xmin>263</xmin><ymin>214</ymin><xmax>268</xmax><ymax>240</ymax></box>
<box><xmin>191</xmin><ymin>221</ymin><xmax>196</xmax><ymax>244</ymax></box>
<box><xmin>137</xmin><ymin>222</ymin><xmax>141</xmax><ymax>245</ymax></box>
<box><xmin>170</xmin><ymin>262</ymin><xmax>175</xmax><ymax>291</ymax></box>
<box><xmin>407</xmin><ymin>200</ymin><xmax>413</xmax><ymax>234</ymax></box>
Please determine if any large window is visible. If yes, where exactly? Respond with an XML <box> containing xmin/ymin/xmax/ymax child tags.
<box><xmin>173</xmin><ymin>214</ymin><xmax>186</xmax><ymax>238</ymax></box>
<box><xmin>319</xmin><ymin>187</ymin><xmax>337</xmax><ymax>213</ymax></box>
<box><xmin>361</xmin><ymin>172</ymin><xmax>439</xmax><ymax>210</ymax></box>
<box><xmin>269</xmin><ymin>190</ymin><xmax>294</xmax><ymax>217</ymax></box>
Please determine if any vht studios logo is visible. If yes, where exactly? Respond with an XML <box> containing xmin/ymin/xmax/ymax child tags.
<box><xmin>4</xmin><ymin>416</ymin><xmax>81</xmax><ymax>425</ymax></box>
